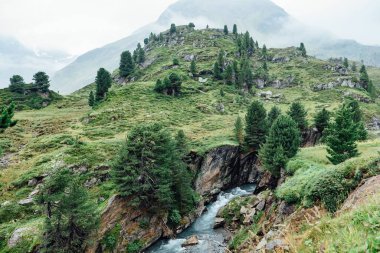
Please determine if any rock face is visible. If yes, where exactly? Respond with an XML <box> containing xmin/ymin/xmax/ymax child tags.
<box><xmin>181</xmin><ymin>235</ymin><xmax>199</xmax><ymax>247</ymax></box>
<box><xmin>193</xmin><ymin>146</ymin><xmax>261</xmax><ymax>197</ymax></box>
<box><xmin>301</xmin><ymin>128</ymin><xmax>321</xmax><ymax>147</ymax></box>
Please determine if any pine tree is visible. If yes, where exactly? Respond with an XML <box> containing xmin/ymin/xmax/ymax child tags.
<box><xmin>244</xmin><ymin>101</ymin><xmax>267</xmax><ymax>151</ymax></box>
<box><xmin>314</xmin><ymin>108</ymin><xmax>330</xmax><ymax>133</ymax></box>
<box><xmin>95</xmin><ymin>68</ymin><xmax>112</xmax><ymax>101</ymax></box>
<box><xmin>351</xmin><ymin>62</ymin><xmax>357</xmax><ymax>72</ymax></box>
<box><xmin>234</xmin><ymin>116</ymin><xmax>244</xmax><ymax>146</ymax></box>
<box><xmin>37</xmin><ymin>169</ymin><xmax>98</xmax><ymax>253</ymax></box>
<box><xmin>9</xmin><ymin>75</ymin><xmax>25</xmax><ymax>93</ymax></box>
<box><xmin>233</xmin><ymin>24</ymin><xmax>238</xmax><ymax>35</ymax></box>
<box><xmin>259</xmin><ymin>115</ymin><xmax>301</xmax><ymax>177</ymax></box>
<box><xmin>217</xmin><ymin>50</ymin><xmax>225</xmax><ymax>70</ymax></box>
<box><xmin>299</xmin><ymin>43</ymin><xmax>307</xmax><ymax>57</ymax></box>
<box><xmin>33</xmin><ymin>71</ymin><xmax>50</xmax><ymax>92</ymax></box>
<box><xmin>224</xmin><ymin>65</ymin><xmax>233</xmax><ymax>85</ymax></box>
<box><xmin>287</xmin><ymin>102</ymin><xmax>308</xmax><ymax>131</ymax></box>
<box><xmin>262</xmin><ymin>44</ymin><xmax>267</xmax><ymax>58</ymax></box>
<box><xmin>154</xmin><ymin>79</ymin><xmax>164</xmax><ymax>93</ymax></box>
<box><xmin>172</xmin><ymin>58</ymin><xmax>179</xmax><ymax>66</ymax></box>
<box><xmin>190</xmin><ymin>59</ymin><xmax>197</xmax><ymax>76</ymax></box>
<box><xmin>170</xmin><ymin>23</ymin><xmax>176</xmax><ymax>34</ymax></box>
<box><xmin>119</xmin><ymin>51</ymin><xmax>134</xmax><ymax>78</ymax></box>
<box><xmin>345</xmin><ymin>100</ymin><xmax>367</xmax><ymax>140</ymax></box>
<box><xmin>188</xmin><ymin>22</ymin><xmax>195</xmax><ymax>29</ymax></box>
<box><xmin>144</xmin><ymin>38</ymin><xmax>149</xmax><ymax>45</ymax></box>
<box><xmin>325</xmin><ymin>105</ymin><xmax>359</xmax><ymax>164</ymax></box>
<box><xmin>0</xmin><ymin>102</ymin><xmax>17</xmax><ymax>132</ymax></box>
<box><xmin>343</xmin><ymin>57</ymin><xmax>349</xmax><ymax>68</ymax></box>
<box><xmin>88</xmin><ymin>91</ymin><xmax>95</xmax><ymax>107</ymax></box>
<box><xmin>223</xmin><ymin>25</ymin><xmax>229</xmax><ymax>35</ymax></box>
<box><xmin>267</xmin><ymin>106</ymin><xmax>281</xmax><ymax>128</ymax></box>
<box><xmin>213</xmin><ymin>62</ymin><xmax>222</xmax><ymax>80</ymax></box>
<box><xmin>359</xmin><ymin>65</ymin><xmax>370</xmax><ymax>90</ymax></box>
<box><xmin>367</xmin><ymin>80</ymin><xmax>377</xmax><ymax>99</ymax></box>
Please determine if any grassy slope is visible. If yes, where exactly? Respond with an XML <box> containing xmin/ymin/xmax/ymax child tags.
<box><xmin>0</xmin><ymin>27</ymin><xmax>380</xmax><ymax>251</ymax></box>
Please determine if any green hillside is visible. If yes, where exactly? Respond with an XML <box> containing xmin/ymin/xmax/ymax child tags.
<box><xmin>0</xmin><ymin>26</ymin><xmax>379</xmax><ymax>252</ymax></box>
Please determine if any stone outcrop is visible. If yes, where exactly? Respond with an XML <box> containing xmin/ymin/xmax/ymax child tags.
<box><xmin>193</xmin><ymin>146</ymin><xmax>261</xmax><ymax>198</ymax></box>
<box><xmin>301</xmin><ymin>128</ymin><xmax>321</xmax><ymax>147</ymax></box>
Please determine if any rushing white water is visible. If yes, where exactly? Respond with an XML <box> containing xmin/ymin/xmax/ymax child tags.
<box><xmin>146</xmin><ymin>184</ymin><xmax>256</xmax><ymax>253</ymax></box>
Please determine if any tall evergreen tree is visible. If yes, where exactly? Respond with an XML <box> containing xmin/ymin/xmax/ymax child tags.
<box><xmin>314</xmin><ymin>108</ymin><xmax>330</xmax><ymax>133</ymax></box>
<box><xmin>170</xmin><ymin>23</ymin><xmax>177</xmax><ymax>34</ymax></box>
<box><xmin>33</xmin><ymin>71</ymin><xmax>50</xmax><ymax>92</ymax></box>
<box><xmin>234</xmin><ymin>116</ymin><xmax>244</xmax><ymax>146</ymax></box>
<box><xmin>287</xmin><ymin>102</ymin><xmax>308</xmax><ymax>131</ymax></box>
<box><xmin>119</xmin><ymin>50</ymin><xmax>134</xmax><ymax>78</ymax></box>
<box><xmin>88</xmin><ymin>91</ymin><xmax>95</xmax><ymax>107</ymax></box>
<box><xmin>95</xmin><ymin>68</ymin><xmax>112</xmax><ymax>101</ymax></box>
<box><xmin>267</xmin><ymin>106</ymin><xmax>281</xmax><ymax>128</ymax></box>
<box><xmin>262</xmin><ymin>44</ymin><xmax>267</xmax><ymax>58</ymax></box>
<box><xmin>367</xmin><ymin>80</ymin><xmax>377</xmax><ymax>99</ymax></box>
<box><xmin>351</xmin><ymin>62</ymin><xmax>357</xmax><ymax>72</ymax></box>
<box><xmin>345</xmin><ymin>100</ymin><xmax>367</xmax><ymax>140</ymax></box>
<box><xmin>223</xmin><ymin>25</ymin><xmax>229</xmax><ymax>35</ymax></box>
<box><xmin>0</xmin><ymin>102</ymin><xmax>17</xmax><ymax>132</ymax></box>
<box><xmin>224</xmin><ymin>65</ymin><xmax>234</xmax><ymax>85</ymax></box>
<box><xmin>245</xmin><ymin>101</ymin><xmax>267</xmax><ymax>151</ymax></box>
<box><xmin>343</xmin><ymin>57</ymin><xmax>349</xmax><ymax>68</ymax></box>
<box><xmin>37</xmin><ymin>169</ymin><xmax>98</xmax><ymax>253</ymax></box>
<box><xmin>359</xmin><ymin>65</ymin><xmax>370</xmax><ymax>90</ymax></box>
<box><xmin>190</xmin><ymin>59</ymin><xmax>197</xmax><ymax>76</ymax></box>
<box><xmin>299</xmin><ymin>42</ymin><xmax>307</xmax><ymax>57</ymax></box>
<box><xmin>325</xmin><ymin>105</ymin><xmax>359</xmax><ymax>164</ymax></box>
<box><xmin>213</xmin><ymin>62</ymin><xmax>222</xmax><ymax>80</ymax></box>
<box><xmin>259</xmin><ymin>115</ymin><xmax>301</xmax><ymax>177</ymax></box>
<box><xmin>217</xmin><ymin>50</ymin><xmax>225</xmax><ymax>70</ymax></box>
<box><xmin>233</xmin><ymin>24</ymin><xmax>238</xmax><ymax>35</ymax></box>
<box><xmin>9</xmin><ymin>75</ymin><xmax>25</xmax><ymax>93</ymax></box>
<box><xmin>188</xmin><ymin>22</ymin><xmax>195</xmax><ymax>29</ymax></box>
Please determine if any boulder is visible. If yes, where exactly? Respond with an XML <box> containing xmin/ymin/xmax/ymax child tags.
<box><xmin>256</xmin><ymin>200</ymin><xmax>266</xmax><ymax>211</ymax></box>
<box><xmin>184</xmin><ymin>54</ymin><xmax>195</xmax><ymax>61</ymax></box>
<box><xmin>213</xmin><ymin>218</ymin><xmax>225</xmax><ymax>229</ymax></box>
<box><xmin>255</xmin><ymin>79</ymin><xmax>265</xmax><ymax>89</ymax></box>
<box><xmin>198</xmin><ymin>77</ymin><xmax>208</xmax><ymax>83</ymax></box>
<box><xmin>8</xmin><ymin>227</ymin><xmax>34</xmax><ymax>248</ymax></box>
<box><xmin>27</xmin><ymin>178</ymin><xmax>38</xmax><ymax>187</ymax></box>
<box><xmin>181</xmin><ymin>235</ymin><xmax>199</xmax><ymax>247</ymax></box>
<box><xmin>18</xmin><ymin>198</ymin><xmax>34</xmax><ymax>206</ymax></box>
<box><xmin>259</xmin><ymin>91</ymin><xmax>272</xmax><ymax>98</ymax></box>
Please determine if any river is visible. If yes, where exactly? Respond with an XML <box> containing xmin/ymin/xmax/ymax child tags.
<box><xmin>146</xmin><ymin>184</ymin><xmax>256</xmax><ymax>253</ymax></box>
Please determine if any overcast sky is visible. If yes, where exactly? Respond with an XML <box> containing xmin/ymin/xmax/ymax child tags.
<box><xmin>0</xmin><ymin>0</ymin><xmax>379</xmax><ymax>55</ymax></box>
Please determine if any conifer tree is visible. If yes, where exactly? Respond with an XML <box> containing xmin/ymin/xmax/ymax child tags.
<box><xmin>234</xmin><ymin>116</ymin><xmax>244</xmax><ymax>146</ymax></box>
<box><xmin>9</xmin><ymin>75</ymin><xmax>25</xmax><ymax>93</ymax></box>
<box><xmin>224</xmin><ymin>65</ymin><xmax>234</xmax><ymax>85</ymax></box>
<box><xmin>88</xmin><ymin>91</ymin><xmax>95</xmax><ymax>107</ymax></box>
<box><xmin>154</xmin><ymin>79</ymin><xmax>164</xmax><ymax>93</ymax></box>
<box><xmin>343</xmin><ymin>57</ymin><xmax>349</xmax><ymax>68</ymax></box>
<box><xmin>267</xmin><ymin>106</ymin><xmax>281</xmax><ymax>128</ymax></box>
<box><xmin>245</xmin><ymin>101</ymin><xmax>267</xmax><ymax>151</ymax></box>
<box><xmin>33</xmin><ymin>71</ymin><xmax>50</xmax><ymax>92</ymax></box>
<box><xmin>287</xmin><ymin>102</ymin><xmax>308</xmax><ymax>131</ymax></box>
<box><xmin>351</xmin><ymin>62</ymin><xmax>357</xmax><ymax>72</ymax></box>
<box><xmin>95</xmin><ymin>68</ymin><xmax>112</xmax><ymax>101</ymax></box>
<box><xmin>223</xmin><ymin>25</ymin><xmax>229</xmax><ymax>35</ymax></box>
<box><xmin>359</xmin><ymin>65</ymin><xmax>370</xmax><ymax>90</ymax></box>
<box><xmin>188</xmin><ymin>22</ymin><xmax>195</xmax><ymax>29</ymax></box>
<box><xmin>299</xmin><ymin>42</ymin><xmax>307</xmax><ymax>57</ymax></box>
<box><xmin>0</xmin><ymin>102</ymin><xmax>17</xmax><ymax>132</ymax></box>
<box><xmin>144</xmin><ymin>38</ymin><xmax>149</xmax><ymax>45</ymax></box>
<box><xmin>37</xmin><ymin>169</ymin><xmax>98</xmax><ymax>253</ymax></box>
<box><xmin>213</xmin><ymin>62</ymin><xmax>222</xmax><ymax>80</ymax></box>
<box><xmin>170</xmin><ymin>23</ymin><xmax>176</xmax><ymax>34</ymax></box>
<box><xmin>172</xmin><ymin>58</ymin><xmax>179</xmax><ymax>66</ymax></box>
<box><xmin>325</xmin><ymin>105</ymin><xmax>359</xmax><ymax>164</ymax></box>
<box><xmin>262</xmin><ymin>44</ymin><xmax>267</xmax><ymax>58</ymax></box>
<box><xmin>367</xmin><ymin>80</ymin><xmax>377</xmax><ymax>99</ymax></box>
<box><xmin>119</xmin><ymin>50</ymin><xmax>134</xmax><ymax>78</ymax></box>
<box><xmin>345</xmin><ymin>100</ymin><xmax>367</xmax><ymax>140</ymax></box>
<box><xmin>259</xmin><ymin>115</ymin><xmax>301</xmax><ymax>177</ymax></box>
<box><xmin>314</xmin><ymin>108</ymin><xmax>330</xmax><ymax>133</ymax></box>
<box><xmin>233</xmin><ymin>24</ymin><xmax>238</xmax><ymax>35</ymax></box>
<box><xmin>190</xmin><ymin>59</ymin><xmax>197</xmax><ymax>76</ymax></box>
<box><xmin>217</xmin><ymin>50</ymin><xmax>225</xmax><ymax>70</ymax></box>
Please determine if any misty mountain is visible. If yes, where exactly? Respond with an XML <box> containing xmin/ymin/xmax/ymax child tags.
<box><xmin>51</xmin><ymin>0</ymin><xmax>380</xmax><ymax>94</ymax></box>
<box><xmin>0</xmin><ymin>36</ymin><xmax>74</xmax><ymax>89</ymax></box>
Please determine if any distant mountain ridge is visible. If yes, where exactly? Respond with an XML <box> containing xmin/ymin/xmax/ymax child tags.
<box><xmin>51</xmin><ymin>0</ymin><xmax>380</xmax><ymax>94</ymax></box>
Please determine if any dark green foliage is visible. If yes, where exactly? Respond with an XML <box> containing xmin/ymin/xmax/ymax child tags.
<box><xmin>367</xmin><ymin>80</ymin><xmax>377</xmax><ymax>99</ymax></box>
<box><xmin>154</xmin><ymin>79</ymin><xmax>164</xmax><ymax>93</ymax></box>
<box><xmin>112</xmin><ymin>123</ymin><xmax>195</xmax><ymax>213</ymax></box>
<box><xmin>9</xmin><ymin>75</ymin><xmax>25</xmax><ymax>93</ymax></box>
<box><xmin>170</xmin><ymin>23</ymin><xmax>176</xmax><ymax>34</ymax></box>
<box><xmin>37</xmin><ymin>169</ymin><xmax>98</xmax><ymax>253</ymax></box>
<box><xmin>234</xmin><ymin>116</ymin><xmax>244</xmax><ymax>146</ymax></box>
<box><xmin>101</xmin><ymin>224</ymin><xmax>121</xmax><ymax>251</ymax></box>
<box><xmin>343</xmin><ymin>57</ymin><xmax>349</xmax><ymax>68</ymax></box>
<box><xmin>239</xmin><ymin>58</ymin><xmax>254</xmax><ymax>89</ymax></box>
<box><xmin>223</xmin><ymin>25</ymin><xmax>229</xmax><ymax>35</ymax></box>
<box><xmin>299</xmin><ymin>42</ymin><xmax>307</xmax><ymax>57</ymax></box>
<box><xmin>213</xmin><ymin>62</ymin><xmax>222</xmax><ymax>80</ymax></box>
<box><xmin>359</xmin><ymin>65</ymin><xmax>370</xmax><ymax>91</ymax></box>
<box><xmin>345</xmin><ymin>100</ymin><xmax>368</xmax><ymax>140</ymax></box>
<box><xmin>144</xmin><ymin>38</ymin><xmax>149</xmax><ymax>45</ymax></box>
<box><xmin>169</xmin><ymin>209</ymin><xmax>181</xmax><ymax>225</ymax></box>
<box><xmin>188</xmin><ymin>22</ymin><xmax>195</xmax><ymax>28</ymax></box>
<box><xmin>133</xmin><ymin>43</ymin><xmax>145</xmax><ymax>64</ymax></box>
<box><xmin>220</xmin><ymin>88</ymin><xmax>225</xmax><ymax>97</ymax></box>
<box><xmin>217</xmin><ymin>50</ymin><xmax>225</xmax><ymax>70</ymax></box>
<box><xmin>190</xmin><ymin>59</ymin><xmax>197</xmax><ymax>76</ymax></box>
<box><xmin>119</xmin><ymin>51</ymin><xmax>134</xmax><ymax>78</ymax></box>
<box><xmin>287</xmin><ymin>102</ymin><xmax>308</xmax><ymax>131</ymax></box>
<box><xmin>0</xmin><ymin>102</ymin><xmax>17</xmax><ymax>132</ymax></box>
<box><xmin>233</xmin><ymin>24</ymin><xmax>237</xmax><ymax>34</ymax></box>
<box><xmin>172</xmin><ymin>58</ymin><xmax>179</xmax><ymax>66</ymax></box>
<box><xmin>326</xmin><ymin>105</ymin><xmax>359</xmax><ymax>164</ymax></box>
<box><xmin>224</xmin><ymin>65</ymin><xmax>234</xmax><ymax>85</ymax></box>
<box><xmin>267</xmin><ymin>106</ymin><xmax>281</xmax><ymax>128</ymax></box>
<box><xmin>33</xmin><ymin>71</ymin><xmax>50</xmax><ymax>92</ymax></box>
<box><xmin>127</xmin><ymin>240</ymin><xmax>143</xmax><ymax>253</ymax></box>
<box><xmin>314</xmin><ymin>108</ymin><xmax>330</xmax><ymax>133</ymax></box>
<box><xmin>351</xmin><ymin>62</ymin><xmax>357</xmax><ymax>72</ymax></box>
<box><xmin>88</xmin><ymin>91</ymin><xmax>95</xmax><ymax>107</ymax></box>
<box><xmin>260</xmin><ymin>115</ymin><xmax>301</xmax><ymax>177</ymax></box>
<box><xmin>262</xmin><ymin>44</ymin><xmax>267</xmax><ymax>58</ymax></box>
<box><xmin>95</xmin><ymin>68</ymin><xmax>112</xmax><ymax>101</ymax></box>
<box><xmin>244</xmin><ymin>101</ymin><xmax>267</xmax><ymax>151</ymax></box>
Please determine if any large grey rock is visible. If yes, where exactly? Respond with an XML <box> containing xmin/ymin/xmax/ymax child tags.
<box><xmin>213</xmin><ymin>218</ymin><xmax>225</xmax><ymax>229</ymax></box>
<box><xmin>8</xmin><ymin>227</ymin><xmax>34</xmax><ymax>247</ymax></box>
<box><xmin>181</xmin><ymin>235</ymin><xmax>199</xmax><ymax>247</ymax></box>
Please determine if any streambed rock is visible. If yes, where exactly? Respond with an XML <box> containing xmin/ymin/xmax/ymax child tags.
<box><xmin>181</xmin><ymin>235</ymin><xmax>199</xmax><ymax>247</ymax></box>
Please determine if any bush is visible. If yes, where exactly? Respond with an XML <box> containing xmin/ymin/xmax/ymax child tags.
<box><xmin>285</xmin><ymin>159</ymin><xmax>308</xmax><ymax>175</ymax></box>
<box><xmin>127</xmin><ymin>240</ymin><xmax>143</xmax><ymax>253</ymax></box>
<box><xmin>169</xmin><ymin>209</ymin><xmax>181</xmax><ymax>226</ymax></box>
<box><xmin>101</xmin><ymin>224</ymin><xmax>121</xmax><ymax>251</ymax></box>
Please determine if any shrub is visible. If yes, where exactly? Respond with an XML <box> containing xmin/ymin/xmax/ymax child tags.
<box><xmin>285</xmin><ymin>159</ymin><xmax>308</xmax><ymax>175</ymax></box>
<box><xmin>127</xmin><ymin>240</ymin><xmax>143</xmax><ymax>253</ymax></box>
<box><xmin>169</xmin><ymin>209</ymin><xmax>181</xmax><ymax>226</ymax></box>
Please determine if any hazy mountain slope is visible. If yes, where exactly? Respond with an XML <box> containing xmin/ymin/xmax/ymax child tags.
<box><xmin>51</xmin><ymin>0</ymin><xmax>380</xmax><ymax>94</ymax></box>
<box><xmin>0</xmin><ymin>36</ymin><xmax>73</xmax><ymax>88</ymax></box>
